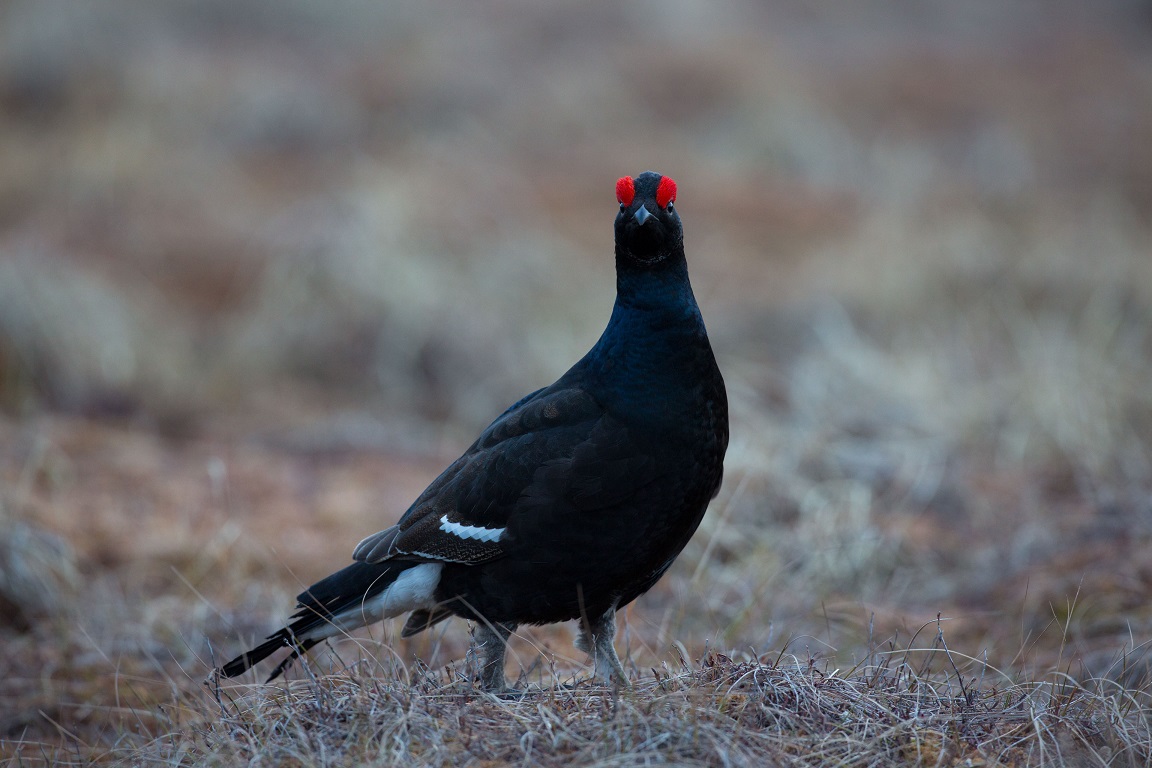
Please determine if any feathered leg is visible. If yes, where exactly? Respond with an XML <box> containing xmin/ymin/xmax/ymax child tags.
<box><xmin>575</xmin><ymin>607</ymin><xmax>629</xmax><ymax>687</ymax></box>
<box><xmin>471</xmin><ymin>621</ymin><xmax>516</xmax><ymax>693</ymax></box>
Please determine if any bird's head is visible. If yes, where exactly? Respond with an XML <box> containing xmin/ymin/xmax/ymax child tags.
<box><xmin>614</xmin><ymin>171</ymin><xmax>683</xmax><ymax>266</ymax></box>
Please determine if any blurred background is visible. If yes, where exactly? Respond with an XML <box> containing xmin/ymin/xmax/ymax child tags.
<box><xmin>1</xmin><ymin>0</ymin><xmax>1151</xmax><ymax>749</ymax></box>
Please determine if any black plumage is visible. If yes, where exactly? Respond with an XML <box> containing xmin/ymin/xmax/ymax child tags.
<box><xmin>220</xmin><ymin>171</ymin><xmax>728</xmax><ymax>691</ymax></box>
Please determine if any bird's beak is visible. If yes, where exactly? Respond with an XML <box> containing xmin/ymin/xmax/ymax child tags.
<box><xmin>632</xmin><ymin>205</ymin><xmax>655</xmax><ymax>226</ymax></box>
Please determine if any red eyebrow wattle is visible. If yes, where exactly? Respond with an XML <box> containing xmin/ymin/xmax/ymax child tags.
<box><xmin>656</xmin><ymin>176</ymin><xmax>677</xmax><ymax>208</ymax></box>
<box><xmin>616</xmin><ymin>176</ymin><xmax>635</xmax><ymax>206</ymax></box>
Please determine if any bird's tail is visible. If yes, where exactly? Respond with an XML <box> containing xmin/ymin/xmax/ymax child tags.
<box><xmin>220</xmin><ymin>560</ymin><xmax>442</xmax><ymax>681</ymax></box>
<box><xmin>220</xmin><ymin>632</ymin><xmax>317</xmax><ymax>681</ymax></box>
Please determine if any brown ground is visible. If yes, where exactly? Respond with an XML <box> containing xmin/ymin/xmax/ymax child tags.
<box><xmin>1</xmin><ymin>1</ymin><xmax>1151</xmax><ymax>763</ymax></box>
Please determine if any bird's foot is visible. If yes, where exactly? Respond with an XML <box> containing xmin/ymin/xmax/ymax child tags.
<box><xmin>481</xmin><ymin>684</ymin><xmax>528</xmax><ymax>700</ymax></box>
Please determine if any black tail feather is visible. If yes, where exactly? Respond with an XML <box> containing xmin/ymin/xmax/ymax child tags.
<box><xmin>220</xmin><ymin>632</ymin><xmax>293</xmax><ymax>678</ymax></box>
<box><xmin>265</xmin><ymin>637</ymin><xmax>320</xmax><ymax>681</ymax></box>
<box><xmin>219</xmin><ymin>561</ymin><xmax>410</xmax><ymax>680</ymax></box>
<box><xmin>401</xmin><ymin>605</ymin><xmax>454</xmax><ymax>638</ymax></box>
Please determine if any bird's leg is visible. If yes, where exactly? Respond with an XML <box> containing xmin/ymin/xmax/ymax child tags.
<box><xmin>471</xmin><ymin>621</ymin><xmax>516</xmax><ymax>693</ymax></box>
<box><xmin>575</xmin><ymin>607</ymin><xmax>630</xmax><ymax>687</ymax></box>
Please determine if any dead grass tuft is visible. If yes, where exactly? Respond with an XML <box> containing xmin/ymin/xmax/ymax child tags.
<box><xmin>109</xmin><ymin>645</ymin><xmax>1152</xmax><ymax>767</ymax></box>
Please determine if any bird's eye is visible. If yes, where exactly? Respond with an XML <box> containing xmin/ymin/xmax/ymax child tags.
<box><xmin>667</xmin><ymin>203</ymin><xmax>675</xmax><ymax>212</ymax></box>
<box><xmin>619</xmin><ymin>203</ymin><xmax>626</xmax><ymax>211</ymax></box>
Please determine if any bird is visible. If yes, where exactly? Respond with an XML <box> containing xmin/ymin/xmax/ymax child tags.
<box><xmin>219</xmin><ymin>171</ymin><xmax>728</xmax><ymax>692</ymax></box>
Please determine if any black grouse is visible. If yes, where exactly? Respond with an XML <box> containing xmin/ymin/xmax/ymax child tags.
<box><xmin>220</xmin><ymin>171</ymin><xmax>728</xmax><ymax>692</ymax></box>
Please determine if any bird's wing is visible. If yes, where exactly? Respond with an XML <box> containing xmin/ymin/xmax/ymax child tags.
<box><xmin>353</xmin><ymin>385</ymin><xmax>658</xmax><ymax>566</ymax></box>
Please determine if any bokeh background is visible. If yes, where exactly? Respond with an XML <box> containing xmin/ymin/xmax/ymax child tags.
<box><xmin>2</xmin><ymin>0</ymin><xmax>1151</xmax><ymax>752</ymax></box>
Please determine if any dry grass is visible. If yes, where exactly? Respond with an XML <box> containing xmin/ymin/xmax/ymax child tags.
<box><xmin>197</xmin><ymin>656</ymin><xmax>1148</xmax><ymax>767</ymax></box>
<box><xmin>1</xmin><ymin>408</ymin><xmax>1149</xmax><ymax>766</ymax></box>
<box><xmin>2</xmin><ymin>1</ymin><xmax>1152</xmax><ymax>765</ymax></box>
<box><xmin>10</xmin><ymin>639</ymin><xmax>1152</xmax><ymax>766</ymax></box>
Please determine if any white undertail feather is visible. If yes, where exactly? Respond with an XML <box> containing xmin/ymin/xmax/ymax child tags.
<box><xmin>299</xmin><ymin>563</ymin><xmax>443</xmax><ymax>643</ymax></box>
